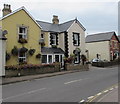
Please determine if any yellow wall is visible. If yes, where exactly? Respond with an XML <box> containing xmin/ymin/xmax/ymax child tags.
<box><xmin>86</xmin><ymin>41</ymin><xmax>110</xmax><ymax>61</ymax></box>
<box><xmin>44</xmin><ymin>32</ymin><xmax>49</xmax><ymax>47</ymax></box>
<box><xmin>0</xmin><ymin>20</ymin><xmax>2</xmax><ymax>29</ymax></box>
<box><xmin>2</xmin><ymin>9</ymin><xmax>41</xmax><ymax>65</ymax></box>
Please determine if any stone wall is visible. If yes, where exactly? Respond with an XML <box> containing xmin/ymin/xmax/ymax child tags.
<box><xmin>65</xmin><ymin>63</ymin><xmax>89</xmax><ymax>71</ymax></box>
<box><xmin>5</xmin><ymin>63</ymin><xmax>60</xmax><ymax>77</ymax></box>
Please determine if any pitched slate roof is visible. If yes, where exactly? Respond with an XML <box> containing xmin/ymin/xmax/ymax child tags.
<box><xmin>41</xmin><ymin>47</ymin><xmax>64</xmax><ymax>54</ymax></box>
<box><xmin>36</xmin><ymin>19</ymin><xmax>86</xmax><ymax>33</ymax></box>
<box><xmin>85</xmin><ymin>31</ymin><xmax>116</xmax><ymax>43</ymax></box>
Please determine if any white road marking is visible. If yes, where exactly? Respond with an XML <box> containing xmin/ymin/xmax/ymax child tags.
<box><xmin>97</xmin><ymin>90</ymin><xmax>113</xmax><ymax>102</ymax></box>
<box><xmin>97</xmin><ymin>93</ymin><xmax>102</xmax><ymax>96</ymax></box>
<box><xmin>64</xmin><ymin>78</ymin><xmax>89</xmax><ymax>85</ymax></box>
<box><xmin>104</xmin><ymin>90</ymin><xmax>109</xmax><ymax>93</ymax></box>
<box><xmin>64</xmin><ymin>79</ymin><xmax>82</xmax><ymax>84</ymax></box>
<box><xmin>88</xmin><ymin>96</ymin><xmax>94</xmax><ymax>99</ymax></box>
<box><xmin>79</xmin><ymin>99</ymin><xmax>85</xmax><ymax>103</ymax></box>
<box><xmin>3</xmin><ymin>88</ymin><xmax>46</xmax><ymax>101</ymax></box>
<box><xmin>109</xmin><ymin>88</ymin><xmax>114</xmax><ymax>91</ymax></box>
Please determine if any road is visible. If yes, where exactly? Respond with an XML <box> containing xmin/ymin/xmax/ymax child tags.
<box><xmin>2</xmin><ymin>66</ymin><xmax>118</xmax><ymax>103</ymax></box>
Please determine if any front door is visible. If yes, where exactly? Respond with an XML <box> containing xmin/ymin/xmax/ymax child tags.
<box><xmin>54</xmin><ymin>54</ymin><xmax>64</xmax><ymax>70</ymax></box>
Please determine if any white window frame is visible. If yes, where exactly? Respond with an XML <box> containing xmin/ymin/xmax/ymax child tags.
<box><xmin>18</xmin><ymin>52</ymin><xmax>26</xmax><ymax>63</ymax></box>
<box><xmin>74</xmin><ymin>55</ymin><xmax>79</xmax><ymax>64</ymax></box>
<box><xmin>18</xmin><ymin>26</ymin><xmax>27</xmax><ymax>39</ymax></box>
<box><xmin>42</xmin><ymin>54</ymin><xmax>53</xmax><ymax>64</ymax></box>
<box><xmin>41</xmin><ymin>54</ymin><xmax>64</xmax><ymax>65</ymax></box>
<box><xmin>52</xmin><ymin>34</ymin><xmax>56</xmax><ymax>45</ymax></box>
<box><xmin>74</xmin><ymin>33</ymin><xmax>79</xmax><ymax>45</ymax></box>
<box><xmin>48</xmin><ymin>54</ymin><xmax>53</xmax><ymax>64</ymax></box>
<box><xmin>54</xmin><ymin>54</ymin><xmax>64</xmax><ymax>62</ymax></box>
<box><xmin>41</xmin><ymin>33</ymin><xmax>44</xmax><ymax>39</ymax></box>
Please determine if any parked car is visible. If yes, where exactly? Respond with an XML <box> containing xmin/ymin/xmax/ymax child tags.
<box><xmin>91</xmin><ymin>58</ymin><xmax>103</xmax><ymax>63</ymax></box>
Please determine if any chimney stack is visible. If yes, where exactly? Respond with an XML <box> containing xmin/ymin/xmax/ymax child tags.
<box><xmin>2</xmin><ymin>4</ymin><xmax>12</xmax><ymax>17</ymax></box>
<box><xmin>52</xmin><ymin>15</ymin><xmax>59</xmax><ymax>24</ymax></box>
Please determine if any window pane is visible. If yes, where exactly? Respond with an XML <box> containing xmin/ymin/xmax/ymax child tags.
<box><xmin>52</xmin><ymin>34</ymin><xmax>56</xmax><ymax>45</ymax></box>
<box><xmin>42</xmin><ymin>55</ymin><xmax>47</xmax><ymax>63</ymax></box>
<box><xmin>41</xmin><ymin>34</ymin><xmax>44</xmax><ymax>38</ymax></box>
<box><xmin>55</xmin><ymin>55</ymin><xmax>59</xmax><ymax>62</ymax></box>
<box><xmin>60</xmin><ymin>55</ymin><xmax>62</xmax><ymax>62</ymax></box>
<box><xmin>74</xmin><ymin>34</ymin><xmax>78</xmax><ymax>45</ymax></box>
<box><xmin>19</xmin><ymin>52</ymin><xmax>25</xmax><ymax>57</ymax></box>
<box><xmin>19</xmin><ymin>35</ymin><xmax>22</xmax><ymax>39</ymax></box>
<box><xmin>18</xmin><ymin>27</ymin><xmax>27</xmax><ymax>39</ymax></box>
<box><xmin>19</xmin><ymin>27</ymin><xmax>25</xmax><ymax>33</ymax></box>
<box><xmin>48</xmin><ymin>55</ymin><xmax>52</xmax><ymax>63</ymax></box>
<box><xmin>75</xmin><ymin>55</ymin><xmax>79</xmax><ymax>63</ymax></box>
<box><xmin>18</xmin><ymin>52</ymin><xmax>26</xmax><ymax>63</ymax></box>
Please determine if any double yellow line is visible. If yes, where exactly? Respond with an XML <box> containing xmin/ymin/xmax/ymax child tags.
<box><xmin>84</xmin><ymin>83</ymin><xmax>119</xmax><ymax>104</ymax></box>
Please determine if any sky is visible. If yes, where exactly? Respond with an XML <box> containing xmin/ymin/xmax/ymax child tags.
<box><xmin>0</xmin><ymin>0</ymin><xmax>119</xmax><ymax>36</ymax></box>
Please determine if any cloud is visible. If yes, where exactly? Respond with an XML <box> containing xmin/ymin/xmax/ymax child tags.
<box><xmin>0</xmin><ymin>0</ymin><xmax>118</xmax><ymax>34</ymax></box>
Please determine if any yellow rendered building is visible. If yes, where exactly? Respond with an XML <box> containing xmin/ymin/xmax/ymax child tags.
<box><xmin>1</xmin><ymin>5</ymin><xmax>41</xmax><ymax>65</ymax></box>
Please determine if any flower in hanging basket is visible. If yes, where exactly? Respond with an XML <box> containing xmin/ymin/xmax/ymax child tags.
<box><xmin>19</xmin><ymin>47</ymin><xmax>28</xmax><ymax>53</ymax></box>
<box><xmin>11</xmin><ymin>46</ymin><xmax>18</xmax><ymax>56</ymax></box>
<box><xmin>18</xmin><ymin>38</ymin><xmax>27</xmax><ymax>44</ymax></box>
<box><xmin>41</xmin><ymin>42</ymin><xmax>45</xmax><ymax>47</ymax></box>
<box><xmin>29</xmin><ymin>49</ymin><xmax>35</xmax><ymax>56</ymax></box>
<box><xmin>36</xmin><ymin>53</ymin><xmax>41</xmax><ymax>58</ymax></box>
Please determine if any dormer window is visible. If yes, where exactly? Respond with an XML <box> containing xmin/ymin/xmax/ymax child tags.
<box><xmin>18</xmin><ymin>27</ymin><xmax>27</xmax><ymax>40</ymax></box>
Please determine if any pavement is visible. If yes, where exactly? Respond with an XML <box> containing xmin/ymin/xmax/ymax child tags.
<box><xmin>1</xmin><ymin>68</ymin><xmax>86</xmax><ymax>85</ymax></box>
<box><xmin>86</xmin><ymin>84</ymin><xmax>119</xmax><ymax>103</ymax></box>
<box><xmin>96</xmin><ymin>86</ymin><xmax>118</xmax><ymax>102</ymax></box>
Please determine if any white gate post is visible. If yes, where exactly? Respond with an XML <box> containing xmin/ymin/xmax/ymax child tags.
<box><xmin>0</xmin><ymin>30</ymin><xmax>7</xmax><ymax>76</ymax></box>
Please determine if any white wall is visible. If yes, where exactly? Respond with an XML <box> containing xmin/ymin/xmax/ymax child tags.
<box><xmin>86</xmin><ymin>41</ymin><xmax>110</xmax><ymax>61</ymax></box>
<box><xmin>0</xmin><ymin>31</ymin><xmax>6</xmax><ymax>76</ymax></box>
<box><xmin>67</xmin><ymin>21</ymin><xmax>86</xmax><ymax>56</ymax></box>
<box><xmin>0</xmin><ymin>40</ymin><xmax>3</xmax><ymax>76</ymax></box>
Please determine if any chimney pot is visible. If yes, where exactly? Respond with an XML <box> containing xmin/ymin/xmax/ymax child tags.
<box><xmin>2</xmin><ymin>4</ymin><xmax>12</xmax><ymax>17</ymax></box>
<box><xmin>52</xmin><ymin>15</ymin><xmax>59</xmax><ymax>24</ymax></box>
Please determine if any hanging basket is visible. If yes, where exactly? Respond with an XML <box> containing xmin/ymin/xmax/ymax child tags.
<box><xmin>18</xmin><ymin>38</ymin><xmax>27</xmax><ymax>44</ymax></box>
<box><xmin>11</xmin><ymin>46</ymin><xmax>18</xmax><ymax>56</ymax></box>
<box><xmin>29</xmin><ymin>49</ymin><xmax>35</xmax><ymax>56</ymax></box>
<box><xmin>6</xmin><ymin>52</ymin><xmax>11</xmax><ymax>61</ymax></box>
<box><xmin>36</xmin><ymin>53</ymin><xmax>41</xmax><ymax>58</ymax></box>
<box><xmin>19</xmin><ymin>47</ymin><xmax>28</xmax><ymax>53</ymax></box>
